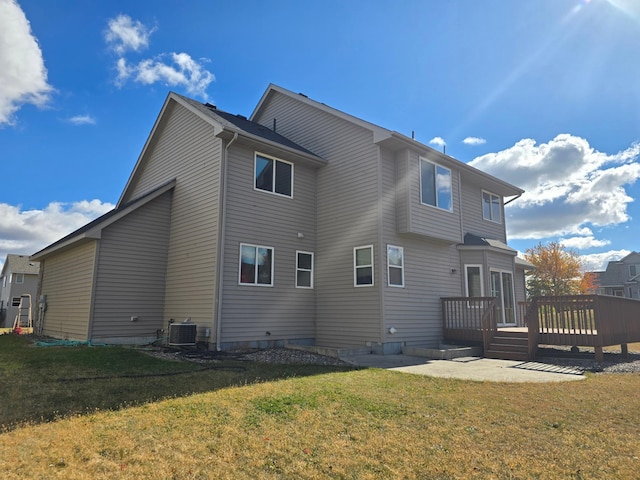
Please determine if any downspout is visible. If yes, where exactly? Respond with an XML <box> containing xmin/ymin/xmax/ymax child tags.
<box><xmin>214</xmin><ymin>132</ymin><xmax>238</xmax><ymax>351</ymax></box>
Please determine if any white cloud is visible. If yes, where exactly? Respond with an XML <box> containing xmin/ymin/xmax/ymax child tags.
<box><xmin>0</xmin><ymin>200</ymin><xmax>114</xmax><ymax>264</ymax></box>
<box><xmin>559</xmin><ymin>236</ymin><xmax>610</xmax><ymax>250</ymax></box>
<box><xmin>0</xmin><ymin>0</ymin><xmax>53</xmax><ymax>125</ymax></box>
<box><xmin>429</xmin><ymin>136</ymin><xmax>446</xmax><ymax>147</ymax></box>
<box><xmin>67</xmin><ymin>114</ymin><xmax>96</xmax><ymax>125</ymax></box>
<box><xmin>469</xmin><ymin>134</ymin><xmax>640</xmax><ymax>240</ymax></box>
<box><xmin>580</xmin><ymin>249</ymin><xmax>631</xmax><ymax>272</ymax></box>
<box><xmin>106</xmin><ymin>15</ymin><xmax>214</xmax><ymax>99</ymax></box>
<box><xmin>463</xmin><ymin>136</ymin><xmax>486</xmax><ymax>145</ymax></box>
<box><xmin>105</xmin><ymin>14</ymin><xmax>154</xmax><ymax>55</ymax></box>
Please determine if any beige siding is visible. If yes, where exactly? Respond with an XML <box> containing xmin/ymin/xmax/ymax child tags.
<box><xmin>41</xmin><ymin>241</ymin><xmax>96</xmax><ymax>341</ymax></box>
<box><xmin>121</xmin><ymin>102</ymin><xmax>222</xmax><ymax>338</ymax></box>
<box><xmin>91</xmin><ymin>191</ymin><xmax>172</xmax><ymax>341</ymax></box>
<box><xmin>460</xmin><ymin>179</ymin><xmax>506</xmax><ymax>241</ymax></box>
<box><xmin>381</xmin><ymin>148</ymin><xmax>462</xmax><ymax>348</ymax></box>
<box><xmin>396</xmin><ymin>150</ymin><xmax>462</xmax><ymax>243</ymax></box>
<box><xmin>255</xmin><ymin>91</ymin><xmax>382</xmax><ymax>347</ymax></box>
<box><xmin>220</xmin><ymin>143</ymin><xmax>316</xmax><ymax>344</ymax></box>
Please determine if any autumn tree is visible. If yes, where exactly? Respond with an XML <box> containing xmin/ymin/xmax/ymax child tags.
<box><xmin>524</xmin><ymin>241</ymin><xmax>591</xmax><ymax>297</ymax></box>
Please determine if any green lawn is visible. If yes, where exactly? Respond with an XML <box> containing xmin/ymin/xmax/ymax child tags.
<box><xmin>2</xmin><ymin>334</ymin><xmax>640</xmax><ymax>479</ymax></box>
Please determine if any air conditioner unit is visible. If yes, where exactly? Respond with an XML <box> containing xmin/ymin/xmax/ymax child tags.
<box><xmin>168</xmin><ymin>323</ymin><xmax>197</xmax><ymax>346</ymax></box>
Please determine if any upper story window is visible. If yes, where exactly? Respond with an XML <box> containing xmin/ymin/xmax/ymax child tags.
<box><xmin>296</xmin><ymin>251</ymin><xmax>314</xmax><ymax>288</ymax></box>
<box><xmin>630</xmin><ymin>265</ymin><xmax>638</xmax><ymax>278</ymax></box>
<box><xmin>354</xmin><ymin>245</ymin><xmax>374</xmax><ymax>287</ymax></box>
<box><xmin>482</xmin><ymin>191</ymin><xmax>502</xmax><ymax>223</ymax></box>
<box><xmin>239</xmin><ymin>243</ymin><xmax>274</xmax><ymax>286</ymax></box>
<box><xmin>14</xmin><ymin>273</ymin><xmax>24</xmax><ymax>284</ymax></box>
<box><xmin>420</xmin><ymin>158</ymin><xmax>452</xmax><ymax>211</ymax></box>
<box><xmin>254</xmin><ymin>153</ymin><xmax>293</xmax><ymax>197</ymax></box>
<box><xmin>387</xmin><ymin>245</ymin><xmax>404</xmax><ymax>287</ymax></box>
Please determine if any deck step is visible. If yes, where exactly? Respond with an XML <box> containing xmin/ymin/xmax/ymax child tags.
<box><xmin>484</xmin><ymin>349</ymin><xmax>529</xmax><ymax>361</ymax></box>
<box><xmin>484</xmin><ymin>331</ymin><xmax>530</xmax><ymax>361</ymax></box>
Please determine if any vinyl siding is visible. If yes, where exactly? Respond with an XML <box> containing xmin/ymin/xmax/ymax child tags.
<box><xmin>1</xmin><ymin>274</ymin><xmax>39</xmax><ymax>329</ymax></box>
<box><xmin>396</xmin><ymin>150</ymin><xmax>462</xmax><ymax>243</ymax></box>
<box><xmin>220</xmin><ymin>143</ymin><xmax>316</xmax><ymax>344</ymax></box>
<box><xmin>120</xmin><ymin>101</ymin><xmax>222</xmax><ymax>338</ymax></box>
<box><xmin>91</xmin><ymin>190</ymin><xmax>172</xmax><ymax>340</ymax></box>
<box><xmin>381</xmin><ymin>147</ymin><xmax>462</xmax><ymax>348</ymax></box>
<box><xmin>254</xmin><ymin>92</ymin><xmax>381</xmax><ymax>347</ymax></box>
<box><xmin>460</xmin><ymin>178</ymin><xmax>506</xmax><ymax>241</ymax></box>
<box><xmin>40</xmin><ymin>241</ymin><xmax>96</xmax><ymax>341</ymax></box>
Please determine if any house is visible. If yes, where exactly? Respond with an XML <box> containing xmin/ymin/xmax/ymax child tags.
<box><xmin>0</xmin><ymin>255</ymin><xmax>40</xmax><ymax>328</ymax></box>
<box><xmin>592</xmin><ymin>252</ymin><xmax>640</xmax><ymax>299</ymax></box>
<box><xmin>31</xmin><ymin>84</ymin><xmax>526</xmax><ymax>353</ymax></box>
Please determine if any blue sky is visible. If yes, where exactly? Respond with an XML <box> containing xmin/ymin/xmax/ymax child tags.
<box><xmin>1</xmin><ymin>0</ymin><xmax>639</xmax><ymax>270</ymax></box>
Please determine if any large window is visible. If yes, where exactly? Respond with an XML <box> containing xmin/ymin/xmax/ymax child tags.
<box><xmin>465</xmin><ymin>265</ymin><xmax>483</xmax><ymax>297</ymax></box>
<box><xmin>254</xmin><ymin>153</ymin><xmax>293</xmax><ymax>197</ymax></box>
<box><xmin>239</xmin><ymin>244</ymin><xmax>274</xmax><ymax>286</ymax></box>
<box><xmin>482</xmin><ymin>191</ymin><xmax>501</xmax><ymax>223</ymax></box>
<box><xmin>420</xmin><ymin>158</ymin><xmax>452</xmax><ymax>211</ymax></box>
<box><xmin>296</xmin><ymin>251</ymin><xmax>314</xmax><ymax>288</ymax></box>
<box><xmin>354</xmin><ymin>246</ymin><xmax>374</xmax><ymax>287</ymax></box>
<box><xmin>387</xmin><ymin>245</ymin><xmax>404</xmax><ymax>287</ymax></box>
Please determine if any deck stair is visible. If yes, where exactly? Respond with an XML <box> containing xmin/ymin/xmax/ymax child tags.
<box><xmin>484</xmin><ymin>330</ymin><xmax>529</xmax><ymax>361</ymax></box>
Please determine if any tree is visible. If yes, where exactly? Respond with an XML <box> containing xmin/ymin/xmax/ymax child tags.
<box><xmin>524</xmin><ymin>242</ymin><xmax>590</xmax><ymax>297</ymax></box>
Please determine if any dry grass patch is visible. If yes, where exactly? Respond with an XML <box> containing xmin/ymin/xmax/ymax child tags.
<box><xmin>2</xmin><ymin>369</ymin><xmax>640</xmax><ymax>479</ymax></box>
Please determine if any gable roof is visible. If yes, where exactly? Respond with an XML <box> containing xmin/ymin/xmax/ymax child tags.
<box><xmin>251</xmin><ymin>84</ymin><xmax>524</xmax><ymax>199</ymax></box>
<box><xmin>32</xmin><ymin>179</ymin><xmax>176</xmax><ymax>261</ymax></box>
<box><xmin>1</xmin><ymin>254</ymin><xmax>40</xmax><ymax>277</ymax></box>
<box><xmin>118</xmin><ymin>92</ymin><xmax>325</xmax><ymax>208</ymax></box>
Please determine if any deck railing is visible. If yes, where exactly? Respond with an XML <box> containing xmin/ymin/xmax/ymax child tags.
<box><xmin>442</xmin><ymin>297</ymin><xmax>497</xmax><ymax>352</ymax></box>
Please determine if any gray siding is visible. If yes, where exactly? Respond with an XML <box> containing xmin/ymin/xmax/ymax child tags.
<box><xmin>41</xmin><ymin>241</ymin><xmax>96</xmax><ymax>341</ymax></box>
<box><xmin>381</xmin><ymin>147</ymin><xmax>462</xmax><ymax>348</ymax></box>
<box><xmin>220</xmin><ymin>143</ymin><xmax>316</xmax><ymax>344</ymax></box>
<box><xmin>254</xmin><ymin>91</ymin><xmax>382</xmax><ymax>347</ymax></box>
<box><xmin>460</xmin><ymin>178</ymin><xmax>506</xmax><ymax>242</ymax></box>
<box><xmin>121</xmin><ymin>101</ymin><xmax>222</xmax><ymax>340</ymax></box>
<box><xmin>1</xmin><ymin>274</ymin><xmax>39</xmax><ymax>328</ymax></box>
<box><xmin>396</xmin><ymin>150</ymin><xmax>462</xmax><ymax>243</ymax></box>
<box><xmin>91</xmin><ymin>191</ymin><xmax>172</xmax><ymax>341</ymax></box>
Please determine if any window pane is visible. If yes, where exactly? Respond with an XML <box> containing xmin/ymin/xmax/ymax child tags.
<box><xmin>255</xmin><ymin>156</ymin><xmax>273</xmax><ymax>192</ymax></box>
<box><xmin>491</xmin><ymin>195</ymin><xmax>501</xmax><ymax>222</ymax></box>
<box><xmin>297</xmin><ymin>270</ymin><xmax>311</xmax><ymax>287</ymax></box>
<box><xmin>420</xmin><ymin>160</ymin><xmax>436</xmax><ymax>206</ymax></box>
<box><xmin>275</xmin><ymin>161</ymin><xmax>292</xmax><ymax>196</ymax></box>
<box><xmin>387</xmin><ymin>246</ymin><xmax>403</xmax><ymax>267</ymax></box>
<box><xmin>257</xmin><ymin>247</ymin><xmax>272</xmax><ymax>285</ymax></box>
<box><xmin>467</xmin><ymin>266</ymin><xmax>481</xmax><ymax>297</ymax></box>
<box><xmin>240</xmin><ymin>245</ymin><xmax>256</xmax><ymax>283</ymax></box>
<box><xmin>298</xmin><ymin>253</ymin><xmax>312</xmax><ymax>270</ymax></box>
<box><xmin>389</xmin><ymin>267</ymin><xmax>403</xmax><ymax>286</ymax></box>
<box><xmin>436</xmin><ymin>165</ymin><xmax>452</xmax><ymax>211</ymax></box>
<box><xmin>356</xmin><ymin>266</ymin><xmax>373</xmax><ymax>285</ymax></box>
<box><xmin>482</xmin><ymin>192</ymin><xmax>492</xmax><ymax>219</ymax></box>
<box><xmin>356</xmin><ymin>247</ymin><xmax>371</xmax><ymax>267</ymax></box>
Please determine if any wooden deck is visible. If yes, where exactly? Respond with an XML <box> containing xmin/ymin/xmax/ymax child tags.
<box><xmin>442</xmin><ymin>295</ymin><xmax>640</xmax><ymax>362</ymax></box>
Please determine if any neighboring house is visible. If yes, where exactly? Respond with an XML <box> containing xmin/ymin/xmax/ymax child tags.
<box><xmin>592</xmin><ymin>252</ymin><xmax>640</xmax><ymax>299</ymax></box>
<box><xmin>32</xmin><ymin>84</ymin><xmax>527</xmax><ymax>353</ymax></box>
<box><xmin>0</xmin><ymin>255</ymin><xmax>40</xmax><ymax>328</ymax></box>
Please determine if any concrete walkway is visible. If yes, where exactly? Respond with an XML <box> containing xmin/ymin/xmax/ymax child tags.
<box><xmin>341</xmin><ymin>354</ymin><xmax>586</xmax><ymax>383</ymax></box>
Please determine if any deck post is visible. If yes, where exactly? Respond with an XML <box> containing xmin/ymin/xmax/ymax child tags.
<box><xmin>594</xmin><ymin>346</ymin><xmax>604</xmax><ymax>363</ymax></box>
<box><xmin>621</xmin><ymin>344</ymin><xmax>629</xmax><ymax>358</ymax></box>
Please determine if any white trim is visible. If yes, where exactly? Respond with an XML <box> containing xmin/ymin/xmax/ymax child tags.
<box><xmin>419</xmin><ymin>157</ymin><xmax>453</xmax><ymax>212</ymax></box>
<box><xmin>386</xmin><ymin>245</ymin><xmax>404</xmax><ymax>288</ymax></box>
<box><xmin>254</xmin><ymin>152</ymin><xmax>294</xmax><ymax>199</ymax></box>
<box><xmin>238</xmin><ymin>243</ymin><xmax>274</xmax><ymax>287</ymax></box>
<box><xmin>354</xmin><ymin>245</ymin><xmax>374</xmax><ymax>287</ymax></box>
<box><xmin>295</xmin><ymin>251</ymin><xmax>314</xmax><ymax>289</ymax></box>
<box><xmin>464</xmin><ymin>264</ymin><xmax>484</xmax><ymax>297</ymax></box>
<box><xmin>481</xmin><ymin>190</ymin><xmax>502</xmax><ymax>224</ymax></box>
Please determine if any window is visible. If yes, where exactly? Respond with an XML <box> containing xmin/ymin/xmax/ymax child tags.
<box><xmin>465</xmin><ymin>265</ymin><xmax>484</xmax><ymax>297</ymax></box>
<box><xmin>354</xmin><ymin>246</ymin><xmax>374</xmax><ymax>286</ymax></box>
<box><xmin>387</xmin><ymin>245</ymin><xmax>404</xmax><ymax>287</ymax></box>
<box><xmin>254</xmin><ymin>153</ymin><xmax>293</xmax><ymax>197</ymax></box>
<box><xmin>630</xmin><ymin>265</ymin><xmax>637</xmax><ymax>278</ymax></box>
<box><xmin>14</xmin><ymin>273</ymin><xmax>24</xmax><ymax>284</ymax></box>
<box><xmin>482</xmin><ymin>191</ymin><xmax>502</xmax><ymax>223</ymax></box>
<box><xmin>296</xmin><ymin>251</ymin><xmax>314</xmax><ymax>288</ymax></box>
<box><xmin>11</xmin><ymin>297</ymin><xmax>21</xmax><ymax>307</ymax></box>
<box><xmin>420</xmin><ymin>158</ymin><xmax>452</xmax><ymax>211</ymax></box>
<box><xmin>239</xmin><ymin>244</ymin><xmax>274</xmax><ymax>286</ymax></box>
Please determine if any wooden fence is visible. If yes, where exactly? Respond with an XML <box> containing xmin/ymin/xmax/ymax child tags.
<box><xmin>441</xmin><ymin>297</ymin><xmax>497</xmax><ymax>353</ymax></box>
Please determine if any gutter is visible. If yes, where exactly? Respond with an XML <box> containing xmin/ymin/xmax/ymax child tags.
<box><xmin>214</xmin><ymin>132</ymin><xmax>238</xmax><ymax>351</ymax></box>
